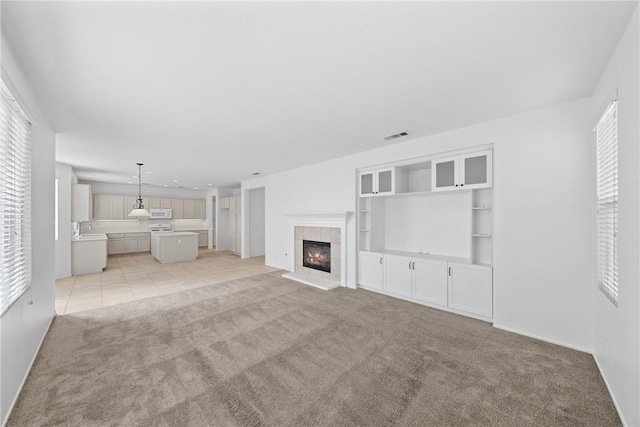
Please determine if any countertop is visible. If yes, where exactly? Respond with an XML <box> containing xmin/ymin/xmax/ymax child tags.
<box><xmin>153</xmin><ymin>231</ymin><xmax>198</xmax><ymax>237</ymax></box>
<box><xmin>94</xmin><ymin>227</ymin><xmax>208</xmax><ymax>234</ymax></box>
<box><xmin>72</xmin><ymin>233</ymin><xmax>108</xmax><ymax>242</ymax></box>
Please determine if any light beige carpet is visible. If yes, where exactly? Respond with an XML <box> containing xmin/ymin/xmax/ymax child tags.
<box><xmin>9</xmin><ymin>271</ymin><xmax>619</xmax><ymax>426</ymax></box>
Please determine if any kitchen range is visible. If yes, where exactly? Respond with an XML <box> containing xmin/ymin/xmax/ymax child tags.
<box><xmin>149</xmin><ymin>223</ymin><xmax>199</xmax><ymax>263</ymax></box>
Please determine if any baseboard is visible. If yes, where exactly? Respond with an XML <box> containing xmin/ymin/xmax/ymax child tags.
<box><xmin>593</xmin><ymin>354</ymin><xmax>628</xmax><ymax>426</ymax></box>
<box><xmin>2</xmin><ymin>314</ymin><xmax>55</xmax><ymax>427</ymax></box>
<box><xmin>492</xmin><ymin>323</ymin><xmax>591</xmax><ymax>354</ymax></box>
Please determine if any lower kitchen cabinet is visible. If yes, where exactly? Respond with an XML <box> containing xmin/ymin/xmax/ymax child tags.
<box><xmin>107</xmin><ymin>233</ymin><xmax>151</xmax><ymax>255</ymax></box>
<box><xmin>448</xmin><ymin>263</ymin><xmax>493</xmax><ymax>318</ymax></box>
<box><xmin>358</xmin><ymin>251</ymin><xmax>384</xmax><ymax>290</ymax></box>
<box><xmin>198</xmin><ymin>231</ymin><xmax>208</xmax><ymax>247</ymax></box>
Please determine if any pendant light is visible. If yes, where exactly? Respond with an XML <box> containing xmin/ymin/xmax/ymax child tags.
<box><xmin>128</xmin><ymin>163</ymin><xmax>151</xmax><ymax>217</ymax></box>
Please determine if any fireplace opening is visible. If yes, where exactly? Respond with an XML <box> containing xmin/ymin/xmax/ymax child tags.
<box><xmin>303</xmin><ymin>240</ymin><xmax>331</xmax><ymax>273</ymax></box>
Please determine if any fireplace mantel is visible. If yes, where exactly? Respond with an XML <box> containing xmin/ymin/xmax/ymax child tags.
<box><xmin>283</xmin><ymin>212</ymin><xmax>351</xmax><ymax>290</ymax></box>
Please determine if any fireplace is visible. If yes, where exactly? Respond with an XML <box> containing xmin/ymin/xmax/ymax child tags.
<box><xmin>303</xmin><ymin>240</ymin><xmax>331</xmax><ymax>273</ymax></box>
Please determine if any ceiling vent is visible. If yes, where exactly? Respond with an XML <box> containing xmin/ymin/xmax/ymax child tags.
<box><xmin>383</xmin><ymin>131</ymin><xmax>409</xmax><ymax>141</ymax></box>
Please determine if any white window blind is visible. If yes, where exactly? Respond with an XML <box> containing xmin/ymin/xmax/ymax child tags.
<box><xmin>596</xmin><ymin>100</ymin><xmax>618</xmax><ymax>305</ymax></box>
<box><xmin>1</xmin><ymin>82</ymin><xmax>32</xmax><ymax>316</ymax></box>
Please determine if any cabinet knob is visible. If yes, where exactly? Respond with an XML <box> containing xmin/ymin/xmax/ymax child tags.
<box><xmin>460</xmin><ymin>183</ymin><xmax>464</xmax><ymax>187</ymax></box>
<box><xmin>455</xmin><ymin>184</ymin><xmax>459</xmax><ymax>187</ymax></box>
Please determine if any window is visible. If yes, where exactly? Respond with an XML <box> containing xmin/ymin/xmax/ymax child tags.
<box><xmin>0</xmin><ymin>82</ymin><xmax>32</xmax><ymax>315</ymax></box>
<box><xmin>596</xmin><ymin>100</ymin><xmax>618</xmax><ymax>305</ymax></box>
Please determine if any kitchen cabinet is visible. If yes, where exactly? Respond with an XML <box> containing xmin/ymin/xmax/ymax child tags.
<box><xmin>383</xmin><ymin>255</ymin><xmax>448</xmax><ymax>304</ymax></box>
<box><xmin>151</xmin><ymin>232</ymin><xmax>198</xmax><ymax>263</ymax></box>
<box><xmin>183</xmin><ymin>199</ymin><xmax>196</xmax><ymax>219</ymax></box>
<box><xmin>107</xmin><ymin>234</ymin><xmax>125</xmax><ymax>255</ymax></box>
<box><xmin>432</xmin><ymin>150</ymin><xmax>492</xmax><ymax>192</ymax></box>
<box><xmin>220</xmin><ymin>197</ymin><xmax>230</xmax><ymax>210</ymax></box>
<box><xmin>447</xmin><ymin>263</ymin><xmax>493</xmax><ymax>318</ymax></box>
<box><xmin>107</xmin><ymin>232</ymin><xmax>150</xmax><ymax>254</ymax></box>
<box><xmin>198</xmin><ymin>231</ymin><xmax>208</xmax><ymax>247</ymax></box>
<box><xmin>110</xmin><ymin>196</ymin><xmax>125</xmax><ymax>219</ymax></box>
<box><xmin>161</xmin><ymin>199</ymin><xmax>172</xmax><ymax>209</ymax></box>
<box><xmin>172</xmin><ymin>199</ymin><xmax>184</xmax><ymax>219</ymax></box>
<box><xmin>71</xmin><ymin>184</ymin><xmax>92</xmax><ymax>222</ymax></box>
<box><xmin>195</xmin><ymin>199</ymin><xmax>206</xmax><ymax>219</ymax></box>
<box><xmin>93</xmin><ymin>194</ymin><xmax>110</xmax><ymax>220</ymax></box>
<box><xmin>148</xmin><ymin>198</ymin><xmax>161</xmax><ymax>209</ymax></box>
<box><xmin>72</xmin><ymin>235</ymin><xmax>107</xmax><ymax>275</ymax></box>
<box><xmin>358</xmin><ymin>251</ymin><xmax>384</xmax><ymax>290</ymax></box>
<box><xmin>359</xmin><ymin>168</ymin><xmax>398</xmax><ymax>197</ymax></box>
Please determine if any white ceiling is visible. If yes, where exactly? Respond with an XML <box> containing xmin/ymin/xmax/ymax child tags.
<box><xmin>2</xmin><ymin>1</ymin><xmax>636</xmax><ymax>190</ymax></box>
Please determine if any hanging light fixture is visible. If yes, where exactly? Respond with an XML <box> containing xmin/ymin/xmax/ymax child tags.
<box><xmin>128</xmin><ymin>163</ymin><xmax>151</xmax><ymax>217</ymax></box>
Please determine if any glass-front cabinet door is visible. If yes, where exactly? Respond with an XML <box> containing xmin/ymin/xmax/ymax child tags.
<box><xmin>432</xmin><ymin>156</ymin><xmax>459</xmax><ymax>192</ymax></box>
<box><xmin>460</xmin><ymin>150</ymin><xmax>492</xmax><ymax>189</ymax></box>
<box><xmin>376</xmin><ymin>168</ymin><xmax>395</xmax><ymax>196</ymax></box>
<box><xmin>359</xmin><ymin>171</ymin><xmax>375</xmax><ymax>197</ymax></box>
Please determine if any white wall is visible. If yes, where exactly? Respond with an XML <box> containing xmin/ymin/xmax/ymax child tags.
<box><xmin>243</xmin><ymin>96</ymin><xmax>594</xmax><ymax>352</ymax></box>
<box><xmin>55</xmin><ymin>163</ymin><xmax>73</xmax><ymax>278</ymax></box>
<box><xmin>1</xmin><ymin>37</ymin><xmax>56</xmax><ymax>425</ymax></box>
<box><xmin>590</xmin><ymin>6</ymin><xmax>639</xmax><ymax>426</ymax></box>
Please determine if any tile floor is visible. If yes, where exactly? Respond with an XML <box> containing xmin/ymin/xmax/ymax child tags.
<box><xmin>55</xmin><ymin>249</ymin><xmax>279</xmax><ymax>315</ymax></box>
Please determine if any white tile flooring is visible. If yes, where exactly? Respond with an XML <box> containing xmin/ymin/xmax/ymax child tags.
<box><xmin>56</xmin><ymin>249</ymin><xmax>278</xmax><ymax>315</ymax></box>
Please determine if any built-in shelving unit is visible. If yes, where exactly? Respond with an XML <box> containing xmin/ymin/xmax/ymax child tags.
<box><xmin>356</xmin><ymin>146</ymin><xmax>494</xmax><ymax>321</ymax></box>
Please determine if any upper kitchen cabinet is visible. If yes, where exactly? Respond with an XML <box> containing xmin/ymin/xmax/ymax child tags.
<box><xmin>172</xmin><ymin>199</ymin><xmax>184</xmax><ymax>219</ymax></box>
<box><xmin>92</xmin><ymin>194</ymin><xmax>125</xmax><ymax>219</ymax></box>
<box><xmin>195</xmin><ymin>199</ymin><xmax>206</xmax><ymax>219</ymax></box>
<box><xmin>183</xmin><ymin>199</ymin><xmax>196</xmax><ymax>219</ymax></box>
<box><xmin>432</xmin><ymin>150</ymin><xmax>492</xmax><ymax>192</ymax></box>
<box><xmin>71</xmin><ymin>184</ymin><xmax>92</xmax><ymax>222</ymax></box>
<box><xmin>359</xmin><ymin>167</ymin><xmax>401</xmax><ymax>197</ymax></box>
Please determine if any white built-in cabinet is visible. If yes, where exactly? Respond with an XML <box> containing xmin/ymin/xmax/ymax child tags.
<box><xmin>432</xmin><ymin>150</ymin><xmax>492</xmax><ymax>192</ymax></box>
<box><xmin>71</xmin><ymin>184</ymin><xmax>92</xmax><ymax>222</ymax></box>
<box><xmin>448</xmin><ymin>263</ymin><xmax>493</xmax><ymax>318</ymax></box>
<box><xmin>357</xmin><ymin>146</ymin><xmax>494</xmax><ymax>321</ymax></box>
<box><xmin>358</xmin><ymin>251</ymin><xmax>384</xmax><ymax>290</ymax></box>
<box><xmin>93</xmin><ymin>195</ymin><xmax>206</xmax><ymax>220</ymax></box>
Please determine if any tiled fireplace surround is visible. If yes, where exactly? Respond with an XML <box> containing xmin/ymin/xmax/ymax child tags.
<box><xmin>295</xmin><ymin>226</ymin><xmax>341</xmax><ymax>282</ymax></box>
<box><xmin>283</xmin><ymin>213</ymin><xmax>349</xmax><ymax>290</ymax></box>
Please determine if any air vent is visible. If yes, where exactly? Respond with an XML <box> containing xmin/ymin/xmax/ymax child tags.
<box><xmin>383</xmin><ymin>131</ymin><xmax>409</xmax><ymax>141</ymax></box>
<box><xmin>251</xmin><ymin>172</ymin><xmax>261</xmax><ymax>176</ymax></box>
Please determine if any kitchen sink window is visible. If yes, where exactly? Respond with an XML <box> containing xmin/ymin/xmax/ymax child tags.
<box><xmin>0</xmin><ymin>81</ymin><xmax>32</xmax><ymax>315</ymax></box>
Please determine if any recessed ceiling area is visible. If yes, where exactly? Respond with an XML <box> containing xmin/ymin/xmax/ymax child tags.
<box><xmin>1</xmin><ymin>1</ymin><xmax>635</xmax><ymax>190</ymax></box>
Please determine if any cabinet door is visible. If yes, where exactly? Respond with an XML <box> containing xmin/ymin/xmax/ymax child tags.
<box><xmin>125</xmin><ymin>237</ymin><xmax>139</xmax><ymax>253</ymax></box>
<box><xmin>359</xmin><ymin>172</ymin><xmax>375</xmax><ymax>197</ymax></box>
<box><xmin>161</xmin><ymin>199</ymin><xmax>172</xmax><ymax>209</ymax></box>
<box><xmin>124</xmin><ymin>196</ymin><xmax>139</xmax><ymax>216</ymax></box>
<box><xmin>358</xmin><ymin>251</ymin><xmax>384</xmax><ymax>290</ymax></box>
<box><xmin>376</xmin><ymin>168</ymin><xmax>395</xmax><ymax>196</ymax></box>
<box><xmin>413</xmin><ymin>259</ymin><xmax>448</xmax><ymax>306</ymax></box>
<box><xmin>148</xmin><ymin>198</ymin><xmax>161</xmax><ymax>209</ymax></box>
<box><xmin>195</xmin><ymin>200</ymin><xmax>206</xmax><ymax>219</ymax></box>
<box><xmin>183</xmin><ymin>199</ymin><xmax>196</xmax><ymax>219</ymax></box>
<box><xmin>448</xmin><ymin>264</ymin><xmax>493</xmax><ymax>318</ymax></box>
<box><xmin>229</xmin><ymin>196</ymin><xmax>237</xmax><ymax>212</ymax></box>
<box><xmin>460</xmin><ymin>150</ymin><xmax>492</xmax><ymax>189</ymax></box>
<box><xmin>138</xmin><ymin>236</ymin><xmax>150</xmax><ymax>252</ymax></box>
<box><xmin>384</xmin><ymin>254</ymin><xmax>412</xmax><ymax>297</ymax></box>
<box><xmin>110</xmin><ymin>196</ymin><xmax>125</xmax><ymax>219</ymax></box>
<box><xmin>107</xmin><ymin>238</ymin><xmax>125</xmax><ymax>255</ymax></box>
<box><xmin>71</xmin><ymin>184</ymin><xmax>91</xmax><ymax>222</ymax></box>
<box><xmin>432</xmin><ymin>156</ymin><xmax>459</xmax><ymax>192</ymax></box>
<box><xmin>93</xmin><ymin>194</ymin><xmax>110</xmax><ymax>219</ymax></box>
<box><xmin>172</xmin><ymin>199</ymin><xmax>184</xmax><ymax>219</ymax></box>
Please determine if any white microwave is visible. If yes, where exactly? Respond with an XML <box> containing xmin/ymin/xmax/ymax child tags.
<box><xmin>149</xmin><ymin>208</ymin><xmax>172</xmax><ymax>219</ymax></box>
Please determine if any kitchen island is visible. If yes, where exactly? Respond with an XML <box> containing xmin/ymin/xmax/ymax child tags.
<box><xmin>150</xmin><ymin>232</ymin><xmax>199</xmax><ymax>264</ymax></box>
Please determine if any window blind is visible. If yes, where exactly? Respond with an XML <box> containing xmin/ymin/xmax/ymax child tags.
<box><xmin>0</xmin><ymin>82</ymin><xmax>32</xmax><ymax>316</ymax></box>
<box><xmin>596</xmin><ymin>100</ymin><xmax>618</xmax><ymax>305</ymax></box>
